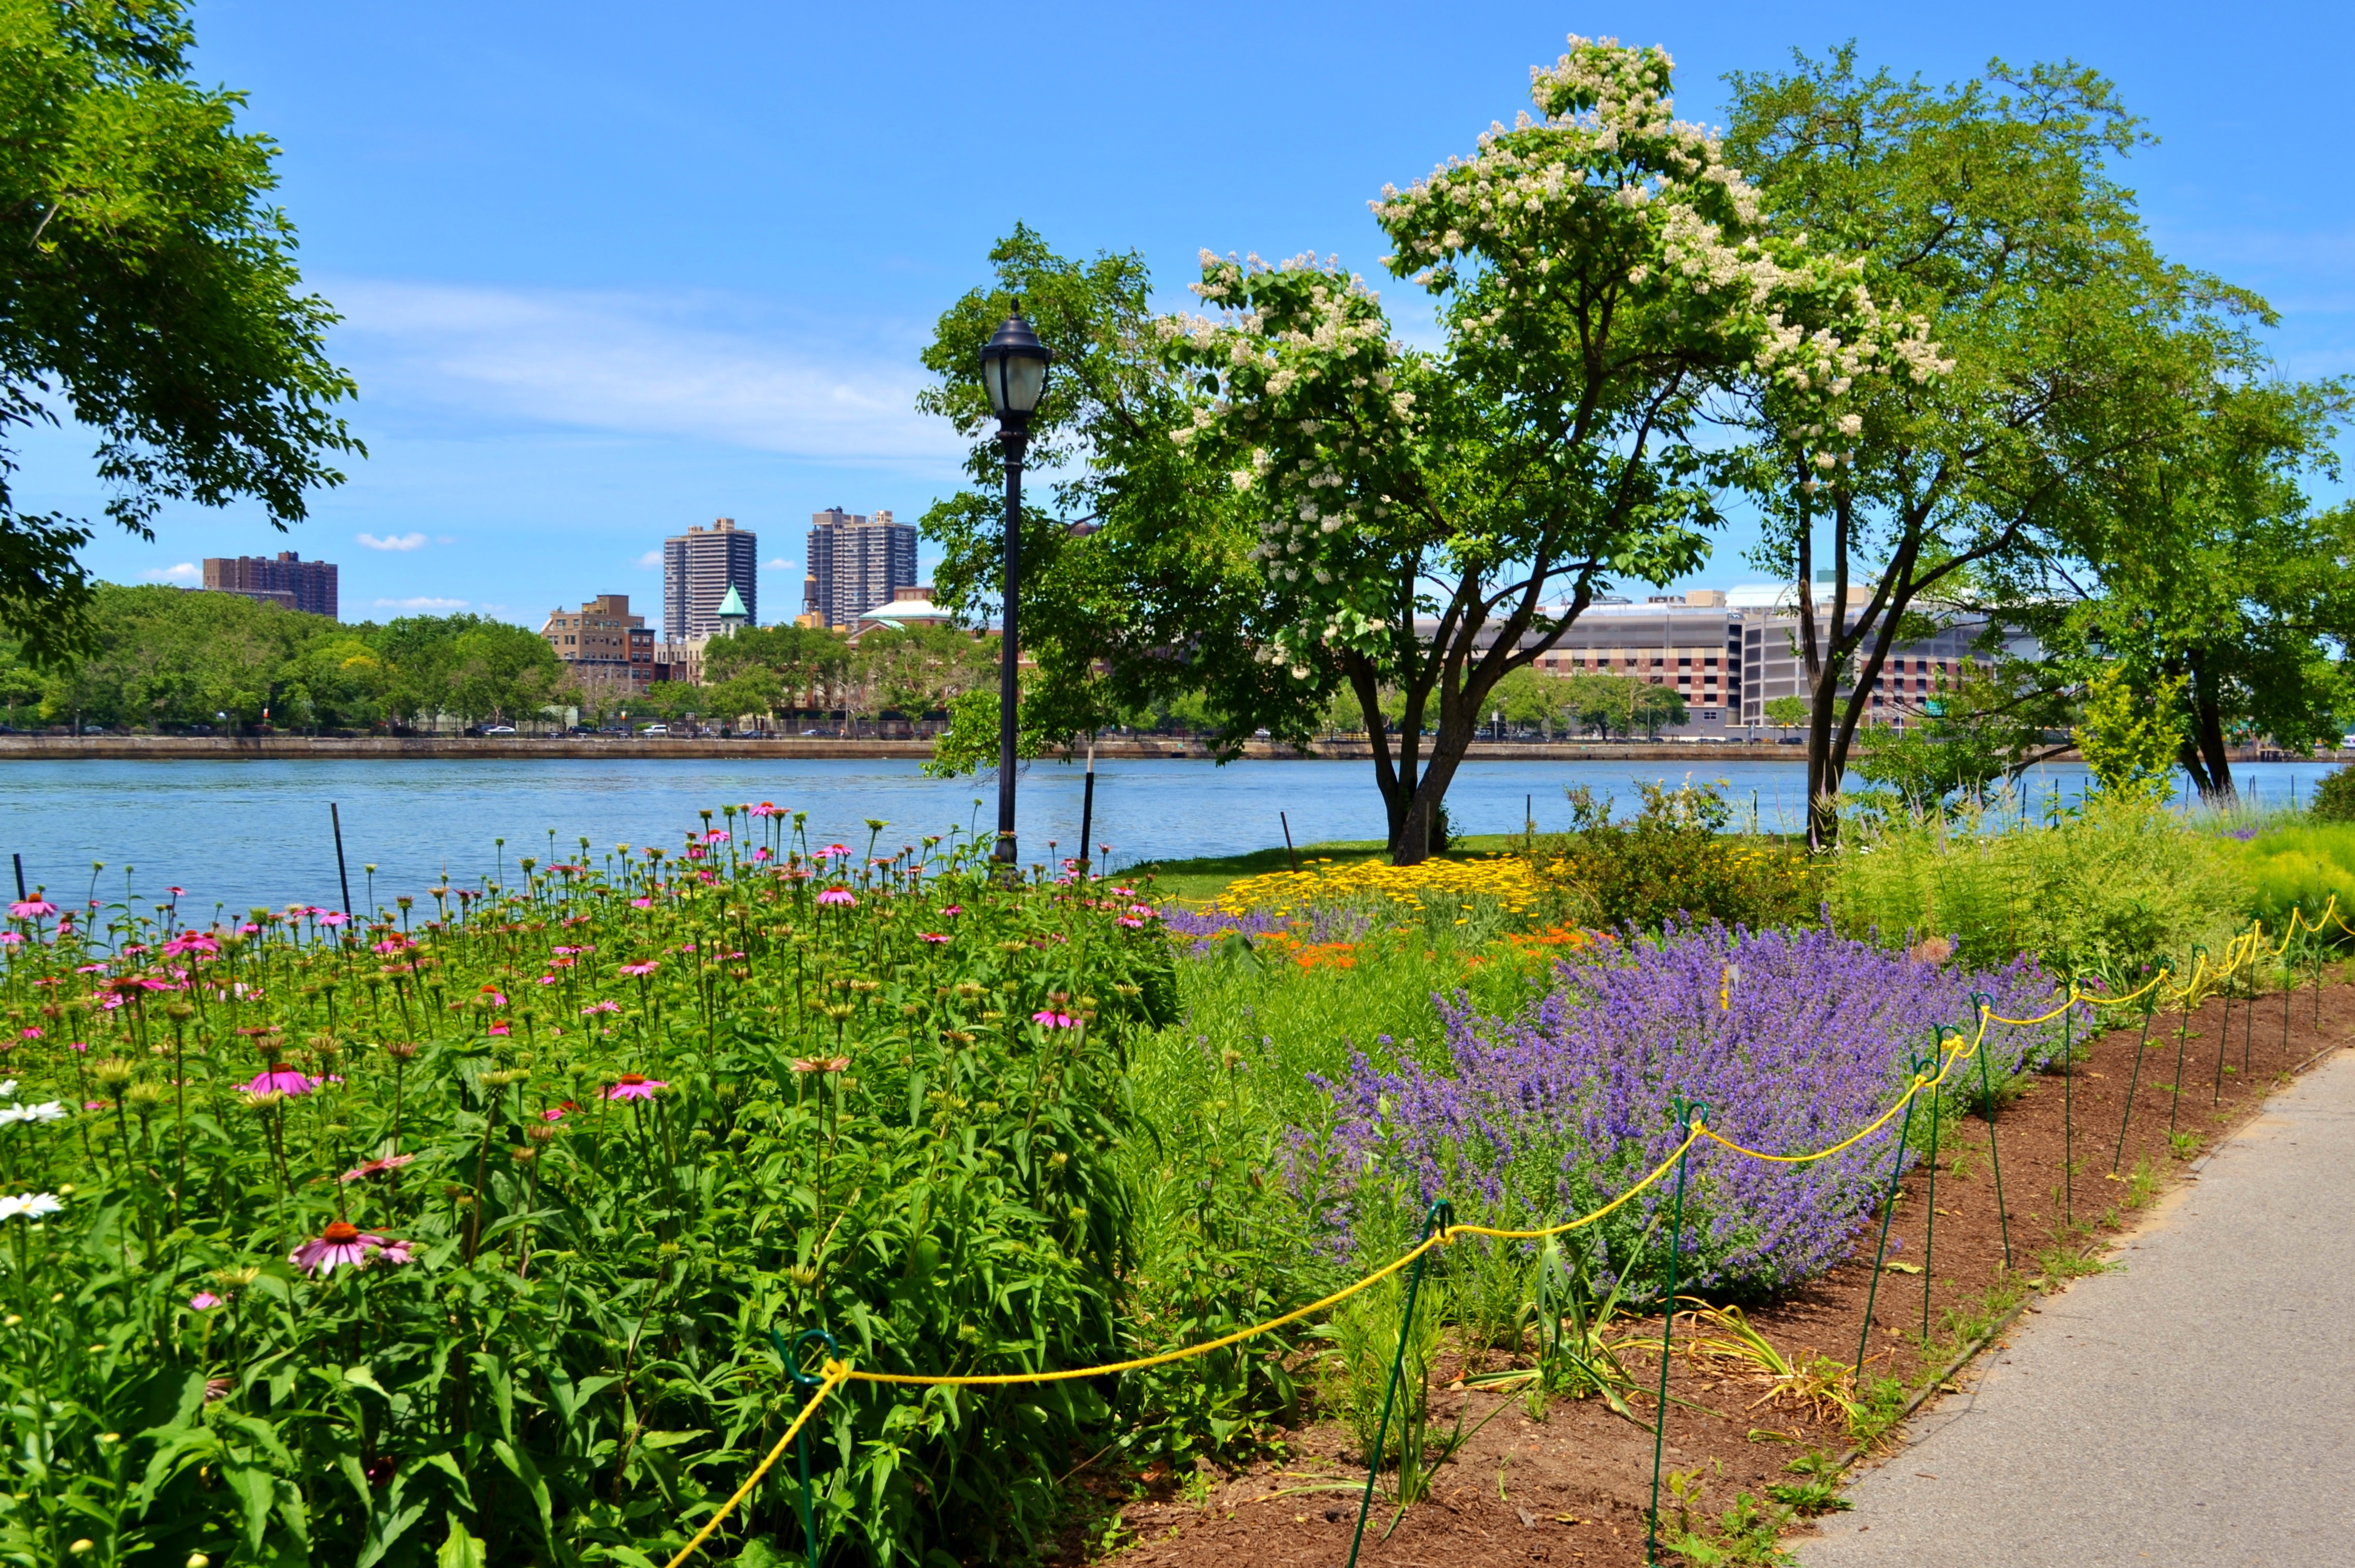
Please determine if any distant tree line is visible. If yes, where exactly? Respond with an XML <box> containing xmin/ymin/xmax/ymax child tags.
<box><xmin>0</xmin><ymin>585</ymin><xmax>564</xmax><ymax>732</ymax></box>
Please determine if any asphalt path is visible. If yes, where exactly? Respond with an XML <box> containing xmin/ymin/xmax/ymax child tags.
<box><xmin>1800</xmin><ymin>1047</ymin><xmax>2355</xmax><ymax>1568</ymax></box>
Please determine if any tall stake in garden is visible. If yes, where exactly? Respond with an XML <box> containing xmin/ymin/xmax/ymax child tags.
<box><xmin>977</xmin><ymin>310</ymin><xmax>1053</xmax><ymax>874</ymax></box>
<box><xmin>1646</xmin><ymin>1099</ymin><xmax>1703</xmax><ymax>1568</ymax></box>
<box><xmin>1968</xmin><ymin>994</ymin><xmax>2011</xmax><ymax>1270</ymax></box>
<box><xmin>1856</xmin><ymin>1056</ymin><xmax>1928</xmax><ymax>1382</ymax></box>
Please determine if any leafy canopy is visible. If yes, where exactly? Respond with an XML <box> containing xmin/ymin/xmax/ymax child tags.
<box><xmin>0</xmin><ymin>0</ymin><xmax>358</xmax><ymax>664</ymax></box>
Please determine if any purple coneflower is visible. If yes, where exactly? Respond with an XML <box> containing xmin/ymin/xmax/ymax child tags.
<box><xmin>918</xmin><ymin>932</ymin><xmax>949</xmax><ymax>944</ymax></box>
<box><xmin>8</xmin><ymin>899</ymin><xmax>55</xmax><ymax>919</ymax></box>
<box><xmin>289</xmin><ymin>1220</ymin><xmax>412</xmax><ymax>1275</ymax></box>
<box><xmin>341</xmin><ymin>1153</ymin><xmax>417</xmax><ymax>1183</ymax></box>
<box><xmin>790</xmin><ymin>1056</ymin><xmax>850</xmax><ymax>1074</ymax></box>
<box><xmin>618</xmin><ymin>961</ymin><xmax>659</xmax><ymax>977</ymax></box>
<box><xmin>817</xmin><ymin>888</ymin><xmax>855</xmax><ymax>907</ymax></box>
<box><xmin>241</xmin><ymin>1069</ymin><xmax>320</xmax><ymax>1097</ymax></box>
<box><xmin>189</xmin><ymin>1291</ymin><xmax>224</xmax><ymax>1310</ymax></box>
<box><xmin>604</xmin><ymin>1074</ymin><xmax>667</xmax><ymax>1101</ymax></box>
<box><xmin>1032</xmin><ymin>1010</ymin><xmax>1077</xmax><ymax>1029</ymax></box>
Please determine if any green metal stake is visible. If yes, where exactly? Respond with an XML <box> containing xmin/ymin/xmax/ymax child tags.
<box><xmin>1921</xmin><ymin>1038</ymin><xmax>1945</xmax><ymax>1338</ymax></box>
<box><xmin>2171</xmin><ymin>945</ymin><xmax>2205</xmax><ymax>1134</ymax></box>
<box><xmin>2315</xmin><ymin>922</ymin><xmax>2325</xmax><ymax>1028</ymax></box>
<box><xmin>1646</xmin><ymin>1096</ymin><xmax>1705</xmax><ymax>1568</ymax></box>
<box><xmin>2213</xmin><ymin>937</ymin><xmax>2237</xmax><ymax>1105</ymax></box>
<box><xmin>770</xmin><ymin>1324</ymin><xmax>840</xmax><ymax>1566</ymax></box>
<box><xmin>1969</xmin><ymin>993</ymin><xmax>2012</xmax><ymax>1271</ymax></box>
<box><xmin>2113</xmin><ymin>966</ymin><xmax>2162</xmax><ymax>1174</ymax></box>
<box><xmin>2284</xmin><ymin>918</ymin><xmax>2295</xmax><ymax>1060</ymax></box>
<box><xmin>2061</xmin><ymin>974</ymin><xmax>2088</xmax><ymax>1226</ymax></box>
<box><xmin>1344</xmin><ymin>1201</ymin><xmax>1451</xmax><ymax>1568</ymax></box>
<box><xmin>1855</xmin><ymin>1071</ymin><xmax>1923</xmax><ymax>1383</ymax></box>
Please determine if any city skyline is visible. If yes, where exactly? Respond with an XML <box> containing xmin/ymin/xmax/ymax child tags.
<box><xmin>9</xmin><ymin>1</ymin><xmax>2347</xmax><ymax>627</ymax></box>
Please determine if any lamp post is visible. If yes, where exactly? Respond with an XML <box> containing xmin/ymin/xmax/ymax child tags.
<box><xmin>978</xmin><ymin>309</ymin><xmax>1053</xmax><ymax>869</ymax></box>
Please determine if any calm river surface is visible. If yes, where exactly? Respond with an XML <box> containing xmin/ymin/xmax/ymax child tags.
<box><xmin>0</xmin><ymin>754</ymin><xmax>2337</xmax><ymax>919</ymax></box>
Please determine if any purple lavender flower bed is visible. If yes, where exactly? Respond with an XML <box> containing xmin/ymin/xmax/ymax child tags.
<box><xmin>1307</xmin><ymin>923</ymin><xmax>2070</xmax><ymax>1295</ymax></box>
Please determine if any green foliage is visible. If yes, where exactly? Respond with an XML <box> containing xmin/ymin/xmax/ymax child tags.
<box><xmin>1529</xmin><ymin>781</ymin><xmax>1819</xmax><ymax>932</ymax></box>
<box><xmin>0</xmin><ymin>822</ymin><xmax>1182</xmax><ymax>1565</ymax></box>
<box><xmin>0</xmin><ymin>0</ymin><xmax>360</xmax><ymax>664</ymax></box>
<box><xmin>2306</xmin><ymin>765</ymin><xmax>2355</xmax><ymax>825</ymax></box>
<box><xmin>1828</xmin><ymin>795</ymin><xmax>2248</xmax><ymax>974</ymax></box>
<box><xmin>1849</xmin><ymin>662</ymin><xmax>2053</xmax><ymax>814</ymax></box>
<box><xmin>2232</xmin><ymin>822</ymin><xmax>2355</xmax><ymax>946</ymax></box>
<box><xmin>1762</xmin><ymin>695</ymin><xmax>1807</xmax><ymax>729</ymax></box>
<box><xmin>0</xmin><ymin>584</ymin><xmax>566</xmax><ymax>730</ymax></box>
<box><xmin>2075</xmin><ymin>665</ymin><xmax>2187</xmax><ymax>801</ymax></box>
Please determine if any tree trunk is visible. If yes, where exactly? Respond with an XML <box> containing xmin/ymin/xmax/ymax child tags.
<box><xmin>2179</xmin><ymin>656</ymin><xmax>2234</xmax><ymax>798</ymax></box>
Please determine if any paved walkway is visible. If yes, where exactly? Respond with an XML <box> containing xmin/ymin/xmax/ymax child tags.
<box><xmin>1801</xmin><ymin>1047</ymin><xmax>2355</xmax><ymax>1568</ymax></box>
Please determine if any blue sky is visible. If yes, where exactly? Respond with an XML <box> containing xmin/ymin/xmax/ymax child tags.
<box><xmin>16</xmin><ymin>0</ymin><xmax>2352</xmax><ymax>631</ymax></box>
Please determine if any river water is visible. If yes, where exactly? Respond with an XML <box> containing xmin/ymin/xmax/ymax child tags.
<box><xmin>0</xmin><ymin>755</ymin><xmax>2337</xmax><ymax>920</ymax></box>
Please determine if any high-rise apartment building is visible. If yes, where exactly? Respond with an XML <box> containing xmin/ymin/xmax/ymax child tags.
<box><xmin>803</xmin><ymin>507</ymin><xmax>917</xmax><ymax>629</ymax></box>
<box><xmin>540</xmin><ymin>593</ymin><xmax>658</xmax><ymax>692</ymax></box>
<box><xmin>203</xmin><ymin>551</ymin><xmax>338</xmax><ymax>619</ymax></box>
<box><xmin>662</xmin><ymin>518</ymin><xmax>757</xmax><ymax>642</ymax></box>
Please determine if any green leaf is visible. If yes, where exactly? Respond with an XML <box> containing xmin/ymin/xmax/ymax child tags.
<box><xmin>492</xmin><ymin>1439</ymin><xmax>556</xmax><ymax>1551</ymax></box>
<box><xmin>435</xmin><ymin>1515</ymin><xmax>488</xmax><ymax>1568</ymax></box>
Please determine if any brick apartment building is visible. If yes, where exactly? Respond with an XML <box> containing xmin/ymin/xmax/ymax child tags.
<box><xmin>203</xmin><ymin>551</ymin><xmax>338</xmax><ymax>618</ymax></box>
<box><xmin>540</xmin><ymin>593</ymin><xmax>658</xmax><ymax>693</ymax></box>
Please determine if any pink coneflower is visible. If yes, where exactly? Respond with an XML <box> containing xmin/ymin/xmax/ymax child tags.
<box><xmin>241</xmin><ymin>1070</ymin><xmax>321</xmax><ymax>1097</ymax></box>
<box><xmin>488</xmin><ymin>1021</ymin><xmax>511</xmax><ymax>1037</ymax></box>
<box><xmin>704</xmin><ymin>830</ymin><xmax>728</xmax><ymax>844</ymax></box>
<box><xmin>340</xmin><ymin>1153</ymin><xmax>416</xmax><ymax>1183</ymax></box>
<box><xmin>536</xmin><ymin>974</ymin><xmax>558</xmax><ymax>985</ymax></box>
<box><xmin>817</xmin><ymin>887</ymin><xmax>855</xmax><ymax>907</ymax></box>
<box><xmin>1108</xmin><ymin>885</ymin><xmax>1136</xmax><ymax>897</ymax></box>
<box><xmin>541</xmin><ymin>1104</ymin><xmax>572</xmax><ymax>1122</ymax></box>
<box><xmin>237</xmin><ymin>923</ymin><xmax>259</xmax><ymax>935</ymax></box>
<box><xmin>604</xmin><ymin>1074</ymin><xmax>667</xmax><ymax>1101</ymax></box>
<box><xmin>1118</xmin><ymin>917</ymin><xmax>1145</xmax><ymax>928</ymax></box>
<box><xmin>289</xmin><ymin>1219</ymin><xmax>411</xmax><ymax>1276</ymax></box>
<box><xmin>1126</xmin><ymin>905</ymin><xmax>1160</xmax><ymax>921</ymax></box>
<box><xmin>74</xmin><ymin>963</ymin><xmax>106</xmax><ymax>974</ymax></box>
<box><xmin>918</xmin><ymin>932</ymin><xmax>949</xmax><ymax>944</ymax></box>
<box><xmin>618</xmin><ymin>961</ymin><xmax>659</xmax><ymax>977</ymax></box>
<box><xmin>751</xmin><ymin>801</ymin><xmax>778</xmax><ymax>817</ymax></box>
<box><xmin>83</xmin><ymin>1099</ymin><xmax>107</xmax><ymax>1111</ymax></box>
<box><xmin>752</xmin><ymin>846</ymin><xmax>772</xmax><ymax>862</ymax></box>
<box><xmin>372</xmin><ymin>936</ymin><xmax>408</xmax><ymax>955</ymax></box>
<box><xmin>320</xmin><ymin>910</ymin><xmax>349</xmax><ymax>927</ymax></box>
<box><xmin>188</xmin><ymin>1292</ymin><xmax>224</xmax><ymax>1310</ymax></box>
<box><xmin>8</xmin><ymin>899</ymin><xmax>55</xmax><ymax>919</ymax></box>
<box><xmin>479</xmin><ymin>987</ymin><xmax>508</xmax><ymax>1006</ymax></box>
<box><xmin>1032</xmin><ymin>1010</ymin><xmax>1078</xmax><ymax>1029</ymax></box>
<box><xmin>790</xmin><ymin>1056</ymin><xmax>850</xmax><ymax>1074</ymax></box>
<box><xmin>161</xmin><ymin>933</ymin><xmax>219</xmax><ymax>957</ymax></box>
<box><xmin>630</xmin><ymin>897</ymin><xmax>652</xmax><ymax>909</ymax></box>
<box><xmin>820</xmin><ymin>843</ymin><xmax>849</xmax><ymax>857</ymax></box>
<box><xmin>939</xmin><ymin>905</ymin><xmax>963</xmax><ymax>918</ymax></box>
<box><xmin>0</xmin><ymin>933</ymin><xmax>20</xmax><ymax>946</ymax></box>
<box><xmin>581</xmin><ymin>999</ymin><xmax>620</xmax><ymax>1015</ymax></box>
<box><xmin>18</xmin><ymin>1028</ymin><xmax>40</xmax><ymax>1042</ymax></box>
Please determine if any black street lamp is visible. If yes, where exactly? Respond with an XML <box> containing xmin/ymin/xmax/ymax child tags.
<box><xmin>978</xmin><ymin>309</ymin><xmax>1053</xmax><ymax>869</ymax></box>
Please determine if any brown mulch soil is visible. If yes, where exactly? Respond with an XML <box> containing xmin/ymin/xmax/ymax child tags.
<box><xmin>1062</xmin><ymin>965</ymin><xmax>2355</xmax><ymax>1568</ymax></box>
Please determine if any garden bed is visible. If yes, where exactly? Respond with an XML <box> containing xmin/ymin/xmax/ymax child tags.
<box><xmin>1079</xmin><ymin>968</ymin><xmax>2355</xmax><ymax>1567</ymax></box>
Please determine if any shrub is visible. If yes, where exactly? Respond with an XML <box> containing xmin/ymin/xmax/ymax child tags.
<box><xmin>2234</xmin><ymin>821</ymin><xmax>2355</xmax><ymax>946</ymax></box>
<box><xmin>1527</xmin><ymin>780</ymin><xmax>1819</xmax><ymax>932</ymax></box>
<box><xmin>0</xmin><ymin>824</ymin><xmax>1179</xmax><ymax>1567</ymax></box>
<box><xmin>1828</xmin><ymin>795</ymin><xmax>2248</xmax><ymax>978</ymax></box>
<box><xmin>2308</xmin><ymin>764</ymin><xmax>2355</xmax><ymax>824</ymax></box>
<box><xmin>1300</xmin><ymin>924</ymin><xmax>2067</xmax><ymax>1298</ymax></box>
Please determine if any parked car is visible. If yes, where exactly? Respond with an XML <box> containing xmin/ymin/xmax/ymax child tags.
<box><xmin>482</xmin><ymin>725</ymin><xmax>517</xmax><ymax>735</ymax></box>
<box><xmin>641</xmin><ymin>724</ymin><xmax>668</xmax><ymax>736</ymax></box>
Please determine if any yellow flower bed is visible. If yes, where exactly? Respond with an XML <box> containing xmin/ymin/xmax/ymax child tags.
<box><xmin>1211</xmin><ymin>855</ymin><xmax>1544</xmax><ymax>916</ymax></box>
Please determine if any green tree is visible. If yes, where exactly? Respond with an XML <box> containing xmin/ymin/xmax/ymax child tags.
<box><xmin>923</xmin><ymin>41</ymin><xmax>1904</xmax><ymax>862</ymax></box>
<box><xmin>2051</xmin><ymin>374</ymin><xmax>2353</xmax><ymax>797</ymax></box>
<box><xmin>1722</xmin><ymin>49</ymin><xmax>2221</xmax><ymax>846</ymax></box>
<box><xmin>2074</xmin><ymin>663</ymin><xmax>2187</xmax><ymax>802</ymax></box>
<box><xmin>0</xmin><ymin>0</ymin><xmax>359</xmax><ymax>663</ymax></box>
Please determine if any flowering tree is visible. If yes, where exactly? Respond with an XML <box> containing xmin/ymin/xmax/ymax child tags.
<box><xmin>1163</xmin><ymin>37</ymin><xmax>1901</xmax><ymax>861</ymax></box>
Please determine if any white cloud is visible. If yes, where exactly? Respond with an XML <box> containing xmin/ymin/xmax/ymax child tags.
<box><xmin>635</xmin><ymin>549</ymin><xmax>662</xmax><ymax>569</ymax></box>
<box><xmin>356</xmin><ymin>531</ymin><xmax>429</xmax><ymax>552</ymax></box>
<box><xmin>765</xmin><ymin>557</ymin><xmax>793</xmax><ymax>569</ymax></box>
<box><xmin>435</xmin><ymin>535</ymin><xmax>457</xmax><ymax>545</ymax></box>
<box><xmin>143</xmin><ymin>562</ymin><xmax>201</xmax><ymax>585</ymax></box>
<box><xmin>328</xmin><ymin>277</ymin><xmax>965</xmax><ymax>472</ymax></box>
<box><xmin>375</xmin><ymin>595</ymin><xmax>469</xmax><ymax>612</ymax></box>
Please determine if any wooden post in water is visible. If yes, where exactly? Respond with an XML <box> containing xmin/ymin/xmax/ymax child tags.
<box><xmin>1280</xmin><ymin>811</ymin><xmax>1298</xmax><ymax>874</ymax></box>
<box><xmin>1077</xmin><ymin>734</ymin><xmax>1097</xmax><ymax>879</ymax></box>
<box><xmin>330</xmin><ymin>802</ymin><xmax>355</xmax><ymax>920</ymax></box>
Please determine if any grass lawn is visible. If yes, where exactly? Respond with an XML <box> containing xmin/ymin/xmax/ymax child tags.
<box><xmin>1129</xmin><ymin>832</ymin><xmax>1535</xmax><ymax>901</ymax></box>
